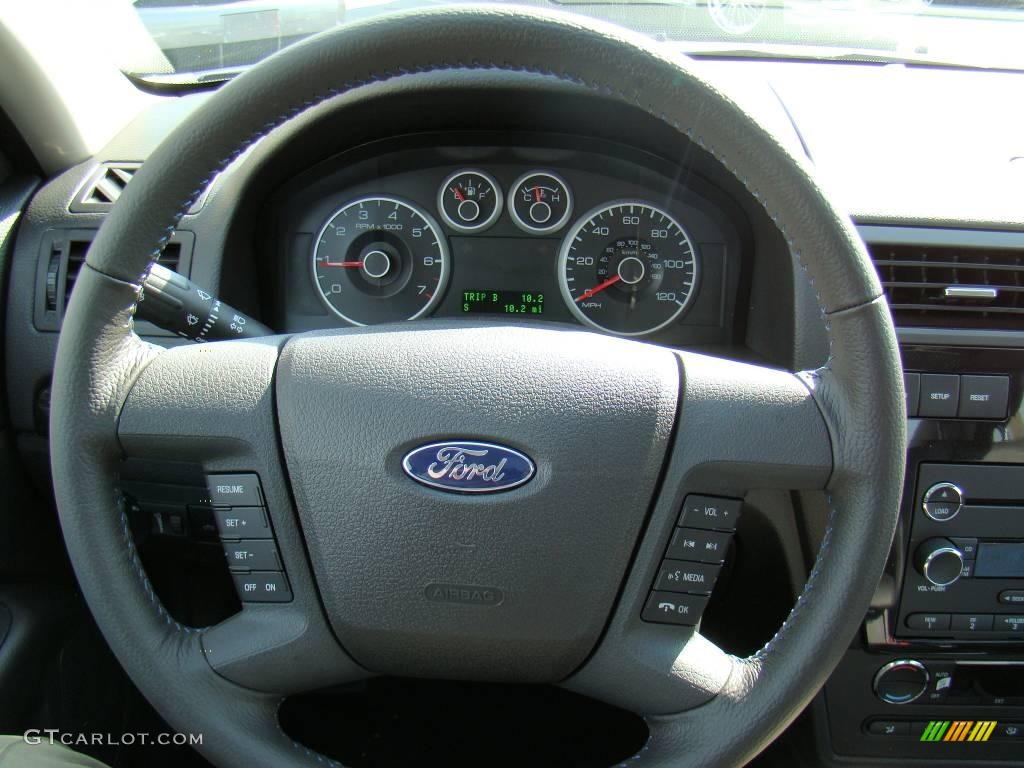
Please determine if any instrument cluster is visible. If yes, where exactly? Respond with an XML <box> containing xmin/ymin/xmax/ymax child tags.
<box><xmin>276</xmin><ymin>140</ymin><xmax>743</xmax><ymax>347</ymax></box>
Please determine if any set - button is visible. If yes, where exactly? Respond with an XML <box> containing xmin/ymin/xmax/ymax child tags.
<box><xmin>205</xmin><ymin>473</ymin><xmax>293</xmax><ymax>604</ymax></box>
<box><xmin>641</xmin><ymin>494</ymin><xmax>740</xmax><ymax>626</ymax></box>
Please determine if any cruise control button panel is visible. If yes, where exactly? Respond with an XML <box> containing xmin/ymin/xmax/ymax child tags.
<box><xmin>205</xmin><ymin>473</ymin><xmax>293</xmax><ymax>604</ymax></box>
<box><xmin>641</xmin><ymin>494</ymin><xmax>739</xmax><ymax>627</ymax></box>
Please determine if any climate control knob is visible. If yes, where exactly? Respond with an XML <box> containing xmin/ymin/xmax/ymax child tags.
<box><xmin>873</xmin><ymin>660</ymin><xmax>929</xmax><ymax>705</ymax></box>
<box><xmin>915</xmin><ymin>538</ymin><xmax>965</xmax><ymax>587</ymax></box>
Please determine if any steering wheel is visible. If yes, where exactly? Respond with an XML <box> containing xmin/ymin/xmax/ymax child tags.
<box><xmin>50</xmin><ymin>7</ymin><xmax>906</xmax><ymax>767</ymax></box>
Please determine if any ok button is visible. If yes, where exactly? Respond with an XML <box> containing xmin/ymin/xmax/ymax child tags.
<box><xmin>666</xmin><ymin>527</ymin><xmax>732</xmax><ymax>564</ymax></box>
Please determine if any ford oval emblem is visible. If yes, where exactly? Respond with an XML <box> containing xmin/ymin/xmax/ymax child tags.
<box><xmin>402</xmin><ymin>441</ymin><xmax>535</xmax><ymax>493</ymax></box>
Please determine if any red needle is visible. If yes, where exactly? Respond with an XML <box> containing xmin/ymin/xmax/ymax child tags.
<box><xmin>534</xmin><ymin>186</ymin><xmax>542</xmax><ymax>203</ymax></box>
<box><xmin>452</xmin><ymin>186</ymin><xmax>466</xmax><ymax>202</ymax></box>
<box><xmin>576</xmin><ymin>274</ymin><xmax>621</xmax><ymax>302</ymax></box>
<box><xmin>322</xmin><ymin>261</ymin><xmax>364</xmax><ymax>267</ymax></box>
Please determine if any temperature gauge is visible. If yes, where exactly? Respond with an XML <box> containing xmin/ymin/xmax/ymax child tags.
<box><xmin>437</xmin><ymin>169</ymin><xmax>502</xmax><ymax>233</ymax></box>
<box><xmin>509</xmin><ymin>171</ymin><xmax>573</xmax><ymax>234</ymax></box>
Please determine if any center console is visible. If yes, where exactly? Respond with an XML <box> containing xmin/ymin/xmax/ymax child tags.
<box><xmin>818</xmin><ymin>343</ymin><xmax>1024</xmax><ymax>764</ymax></box>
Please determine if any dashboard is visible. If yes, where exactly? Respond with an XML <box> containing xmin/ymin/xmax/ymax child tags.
<box><xmin>267</xmin><ymin>137</ymin><xmax>745</xmax><ymax>348</ymax></box>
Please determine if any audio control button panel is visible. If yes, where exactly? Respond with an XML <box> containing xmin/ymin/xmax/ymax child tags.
<box><xmin>640</xmin><ymin>493</ymin><xmax>740</xmax><ymax>626</ymax></box>
<box><xmin>897</xmin><ymin>463</ymin><xmax>1024</xmax><ymax>642</ymax></box>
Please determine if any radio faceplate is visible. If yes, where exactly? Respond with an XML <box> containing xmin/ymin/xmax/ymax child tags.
<box><xmin>897</xmin><ymin>463</ymin><xmax>1024</xmax><ymax>642</ymax></box>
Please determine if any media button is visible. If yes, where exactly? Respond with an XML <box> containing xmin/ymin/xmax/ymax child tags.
<box><xmin>654</xmin><ymin>560</ymin><xmax>721</xmax><ymax>595</ymax></box>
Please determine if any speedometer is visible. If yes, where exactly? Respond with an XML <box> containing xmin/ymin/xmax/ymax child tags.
<box><xmin>312</xmin><ymin>196</ymin><xmax>448</xmax><ymax>326</ymax></box>
<box><xmin>558</xmin><ymin>201</ymin><xmax>698</xmax><ymax>336</ymax></box>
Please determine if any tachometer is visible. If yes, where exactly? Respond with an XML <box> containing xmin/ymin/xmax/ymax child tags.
<box><xmin>558</xmin><ymin>201</ymin><xmax>698</xmax><ymax>336</ymax></box>
<box><xmin>312</xmin><ymin>196</ymin><xmax>448</xmax><ymax>325</ymax></box>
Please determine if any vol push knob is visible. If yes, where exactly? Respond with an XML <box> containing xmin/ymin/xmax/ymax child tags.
<box><xmin>915</xmin><ymin>538</ymin><xmax>965</xmax><ymax>587</ymax></box>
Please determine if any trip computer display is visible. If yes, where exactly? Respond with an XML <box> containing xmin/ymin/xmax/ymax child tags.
<box><xmin>461</xmin><ymin>290</ymin><xmax>545</xmax><ymax>315</ymax></box>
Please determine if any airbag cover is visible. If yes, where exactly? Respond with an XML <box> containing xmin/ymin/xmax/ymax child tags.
<box><xmin>276</xmin><ymin>323</ymin><xmax>678</xmax><ymax>681</ymax></box>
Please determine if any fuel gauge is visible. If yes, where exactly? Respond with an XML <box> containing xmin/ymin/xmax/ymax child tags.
<box><xmin>510</xmin><ymin>171</ymin><xmax>573</xmax><ymax>234</ymax></box>
<box><xmin>437</xmin><ymin>169</ymin><xmax>502</xmax><ymax>233</ymax></box>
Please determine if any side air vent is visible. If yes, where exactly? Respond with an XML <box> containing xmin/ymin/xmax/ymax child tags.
<box><xmin>35</xmin><ymin>229</ymin><xmax>194</xmax><ymax>333</ymax></box>
<box><xmin>70</xmin><ymin>162</ymin><xmax>212</xmax><ymax>214</ymax></box>
<box><xmin>70</xmin><ymin>163</ymin><xmax>141</xmax><ymax>212</ymax></box>
<box><xmin>868</xmin><ymin>243</ymin><xmax>1024</xmax><ymax>330</ymax></box>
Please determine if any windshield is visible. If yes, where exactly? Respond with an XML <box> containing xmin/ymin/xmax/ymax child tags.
<box><xmin>128</xmin><ymin>0</ymin><xmax>1024</xmax><ymax>79</ymax></box>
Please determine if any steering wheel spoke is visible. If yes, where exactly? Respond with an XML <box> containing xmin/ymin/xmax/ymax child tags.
<box><xmin>563</xmin><ymin>352</ymin><xmax>831</xmax><ymax>715</ymax></box>
<box><xmin>118</xmin><ymin>336</ymin><xmax>367</xmax><ymax>694</ymax></box>
<box><xmin>672</xmin><ymin>351</ymin><xmax>834</xmax><ymax>490</ymax></box>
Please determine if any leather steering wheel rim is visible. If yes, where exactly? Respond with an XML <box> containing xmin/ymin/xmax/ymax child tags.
<box><xmin>50</xmin><ymin>7</ymin><xmax>906</xmax><ymax>767</ymax></box>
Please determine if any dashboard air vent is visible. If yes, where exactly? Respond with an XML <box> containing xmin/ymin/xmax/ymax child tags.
<box><xmin>36</xmin><ymin>229</ymin><xmax>192</xmax><ymax>332</ymax></box>
<box><xmin>63</xmin><ymin>241</ymin><xmax>182</xmax><ymax>298</ymax></box>
<box><xmin>868</xmin><ymin>243</ymin><xmax>1024</xmax><ymax>330</ymax></box>
<box><xmin>70</xmin><ymin>163</ymin><xmax>141</xmax><ymax>212</ymax></box>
